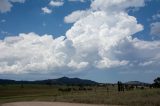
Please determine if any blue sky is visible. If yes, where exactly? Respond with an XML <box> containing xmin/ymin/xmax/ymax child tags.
<box><xmin>0</xmin><ymin>0</ymin><xmax>91</xmax><ymax>39</ymax></box>
<box><xmin>129</xmin><ymin>0</ymin><xmax>160</xmax><ymax>40</ymax></box>
<box><xmin>0</xmin><ymin>0</ymin><xmax>160</xmax><ymax>83</ymax></box>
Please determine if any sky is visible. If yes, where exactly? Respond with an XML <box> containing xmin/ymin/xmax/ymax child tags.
<box><xmin>0</xmin><ymin>0</ymin><xmax>160</xmax><ymax>83</ymax></box>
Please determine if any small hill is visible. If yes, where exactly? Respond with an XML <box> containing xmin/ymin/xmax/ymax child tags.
<box><xmin>125</xmin><ymin>81</ymin><xmax>150</xmax><ymax>86</ymax></box>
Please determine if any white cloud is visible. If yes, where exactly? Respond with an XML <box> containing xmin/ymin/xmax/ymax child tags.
<box><xmin>139</xmin><ymin>61</ymin><xmax>154</xmax><ymax>66</ymax></box>
<box><xmin>0</xmin><ymin>0</ymin><xmax>12</xmax><ymax>13</ymax></box>
<box><xmin>150</xmin><ymin>22</ymin><xmax>160</xmax><ymax>36</ymax></box>
<box><xmin>49</xmin><ymin>0</ymin><xmax>64</xmax><ymax>7</ymax></box>
<box><xmin>95</xmin><ymin>58</ymin><xmax>129</xmax><ymax>69</ymax></box>
<box><xmin>0</xmin><ymin>32</ymin><xmax>66</xmax><ymax>74</ymax></box>
<box><xmin>1</xmin><ymin>0</ymin><xmax>160</xmax><ymax>75</ymax></box>
<box><xmin>67</xmin><ymin>60</ymin><xmax>88</xmax><ymax>69</ymax></box>
<box><xmin>91</xmin><ymin>0</ymin><xmax>145</xmax><ymax>12</ymax></box>
<box><xmin>64</xmin><ymin>10</ymin><xmax>90</xmax><ymax>23</ymax></box>
<box><xmin>41</xmin><ymin>7</ymin><xmax>52</xmax><ymax>14</ymax></box>
<box><xmin>0</xmin><ymin>0</ymin><xmax>25</xmax><ymax>13</ymax></box>
<box><xmin>65</xmin><ymin>9</ymin><xmax>144</xmax><ymax>70</ymax></box>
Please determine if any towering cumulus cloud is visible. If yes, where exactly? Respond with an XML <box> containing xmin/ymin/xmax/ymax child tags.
<box><xmin>0</xmin><ymin>0</ymin><xmax>160</xmax><ymax>75</ymax></box>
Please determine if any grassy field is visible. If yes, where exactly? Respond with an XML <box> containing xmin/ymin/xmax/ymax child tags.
<box><xmin>0</xmin><ymin>84</ymin><xmax>160</xmax><ymax>106</ymax></box>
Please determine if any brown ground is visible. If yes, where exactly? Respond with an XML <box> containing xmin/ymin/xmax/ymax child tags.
<box><xmin>2</xmin><ymin>102</ymin><xmax>117</xmax><ymax>106</ymax></box>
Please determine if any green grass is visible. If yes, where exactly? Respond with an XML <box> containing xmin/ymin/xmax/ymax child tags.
<box><xmin>0</xmin><ymin>84</ymin><xmax>160</xmax><ymax>106</ymax></box>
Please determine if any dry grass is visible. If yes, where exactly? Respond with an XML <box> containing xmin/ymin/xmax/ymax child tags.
<box><xmin>0</xmin><ymin>84</ymin><xmax>160</xmax><ymax>106</ymax></box>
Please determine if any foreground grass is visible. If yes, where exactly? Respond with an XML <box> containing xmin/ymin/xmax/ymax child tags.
<box><xmin>0</xmin><ymin>84</ymin><xmax>160</xmax><ymax>106</ymax></box>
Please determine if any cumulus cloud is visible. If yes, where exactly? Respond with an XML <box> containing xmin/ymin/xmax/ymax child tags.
<box><xmin>0</xmin><ymin>0</ymin><xmax>25</xmax><ymax>13</ymax></box>
<box><xmin>41</xmin><ymin>7</ymin><xmax>52</xmax><ymax>14</ymax></box>
<box><xmin>150</xmin><ymin>22</ymin><xmax>160</xmax><ymax>36</ymax></box>
<box><xmin>64</xmin><ymin>10</ymin><xmax>91</xmax><ymax>23</ymax></box>
<box><xmin>0</xmin><ymin>33</ymin><xmax>65</xmax><ymax>74</ymax></box>
<box><xmin>49</xmin><ymin>0</ymin><xmax>64</xmax><ymax>7</ymax></box>
<box><xmin>1</xmin><ymin>0</ymin><xmax>160</xmax><ymax>75</ymax></box>
<box><xmin>110</xmin><ymin>37</ymin><xmax>160</xmax><ymax>70</ymax></box>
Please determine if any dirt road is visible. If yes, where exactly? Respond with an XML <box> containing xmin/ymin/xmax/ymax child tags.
<box><xmin>2</xmin><ymin>102</ymin><xmax>117</xmax><ymax>106</ymax></box>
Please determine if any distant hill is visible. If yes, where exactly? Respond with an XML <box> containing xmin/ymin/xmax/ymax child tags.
<box><xmin>0</xmin><ymin>77</ymin><xmax>98</xmax><ymax>85</ymax></box>
<box><xmin>125</xmin><ymin>81</ymin><xmax>150</xmax><ymax>86</ymax></box>
<box><xmin>43</xmin><ymin>77</ymin><xmax>98</xmax><ymax>85</ymax></box>
<box><xmin>0</xmin><ymin>79</ymin><xmax>16</xmax><ymax>84</ymax></box>
<box><xmin>0</xmin><ymin>78</ymin><xmax>151</xmax><ymax>86</ymax></box>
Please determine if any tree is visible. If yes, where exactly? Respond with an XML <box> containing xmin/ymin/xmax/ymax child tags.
<box><xmin>117</xmin><ymin>81</ymin><xmax>124</xmax><ymax>92</ymax></box>
<box><xmin>153</xmin><ymin>77</ymin><xmax>160</xmax><ymax>88</ymax></box>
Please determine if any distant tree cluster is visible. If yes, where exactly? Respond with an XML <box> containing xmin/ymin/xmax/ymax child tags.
<box><xmin>153</xmin><ymin>77</ymin><xmax>160</xmax><ymax>88</ymax></box>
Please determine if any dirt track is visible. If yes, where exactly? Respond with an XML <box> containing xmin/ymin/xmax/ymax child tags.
<box><xmin>2</xmin><ymin>102</ymin><xmax>117</xmax><ymax>106</ymax></box>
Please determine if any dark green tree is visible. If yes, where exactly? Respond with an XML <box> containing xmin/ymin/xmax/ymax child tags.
<box><xmin>153</xmin><ymin>77</ymin><xmax>160</xmax><ymax>88</ymax></box>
